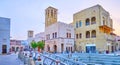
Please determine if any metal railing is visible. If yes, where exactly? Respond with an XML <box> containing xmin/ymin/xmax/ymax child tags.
<box><xmin>18</xmin><ymin>51</ymin><xmax>67</xmax><ymax>65</ymax></box>
<box><xmin>41</xmin><ymin>54</ymin><xmax>67</xmax><ymax>65</ymax></box>
<box><xmin>42</xmin><ymin>52</ymin><xmax>85</xmax><ymax>65</ymax></box>
<box><xmin>64</xmin><ymin>53</ymin><xmax>120</xmax><ymax>65</ymax></box>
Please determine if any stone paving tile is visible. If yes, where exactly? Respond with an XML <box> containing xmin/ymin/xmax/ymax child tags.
<box><xmin>0</xmin><ymin>53</ymin><xmax>23</xmax><ymax>65</ymax></box>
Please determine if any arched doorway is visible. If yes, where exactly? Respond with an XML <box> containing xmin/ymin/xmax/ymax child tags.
<box><xmin>47</xmin><ymin>45</ymin><xmax>50</xmax><ymax>52</ymax></box>
<box><xmin>54</xmin><ymin>45</ymin><xmax>57</xmax><ymax>53</ymax></box>
<box><xmin>2</xmin><ymin>45</ymin><xmax>7</xmax><ymax>54</ymax></box>
<box><xmin>61</xmin><ymin>44</ymin><xmax>64</xmax><ymax>52</ymax></box>
<box><xmin>16</xmin><ymin>47</ymin><xmax>19</xmax><ymax>51</ymax></box>
<box><xmin>12</xmin><ymin>47</ymin><xmax>15</xmax><ymax>52</ymax></box>
<box><xmin>21</xmin><ymin>47</ymin><xmax>23</xmax><ymax>51</ymax></box>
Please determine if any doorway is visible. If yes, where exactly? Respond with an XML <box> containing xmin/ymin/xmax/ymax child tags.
<box><xmin>61</xmin><ymin>44</ymin><xmax>64</xmax><ymax>52</ymax></box>
<box><xmin>47</xmin><ymin>45</ymin><xmax>50</xmax><ymax>52</ymax></box>
<box><xmin>54</xmin><ymin>45</ymin><xmax>57</xmax><ymax>53</ymax></box>
<box><xmin>86</xmin><ymin>44</ymin><xmax>96</xmax><ymax>53</ymax></box>
<box><xmin>16</xmin><ymin>47</ymin><xmax>19</xmax><ymax>51</ymax></box>
<box><xmin>2</xmin><ymin>45</ymin><xmax>7</xmax><ymax>54</ymax></box>
<box><xmin>86</xmin><ymin>46</ymin><xmax>96</xmax><ymax>53</ymax></box>
<box><xmin>71</xmin><ymin>47</ymin><xmax>72</xmax><ymax>52</ymax></box>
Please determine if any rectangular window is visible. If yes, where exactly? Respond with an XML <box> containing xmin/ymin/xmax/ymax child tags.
<box><xmin>52</xmin><ymin>33</ymin><xmax>54</xmax><ymax>38</ymax></box>
<box><xmin>69</xmin><ymin>33</ymin><xmax>71</xmax><ymax>38</ymax></box>
<box><xmin>66</xmin><ymin>33</ymin><xmax>68</xmax><ymax>38</ymax></box>
<box><xmin>55</xmin><ymin>32</ymin><xmax>57</xmax><ymax>38</ymax></box>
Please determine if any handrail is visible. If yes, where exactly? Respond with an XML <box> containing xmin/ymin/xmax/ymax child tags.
<box><xmin>42</xmin><ymin>53</ymin><xmax>85</xmax><ymax>65</ymax></box>
<box><xmin>40</xmin><ymin>53</ymin><xmax>67</xmax><ymax>65</ymax></box>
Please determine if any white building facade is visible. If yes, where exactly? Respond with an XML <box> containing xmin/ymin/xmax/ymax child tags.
<box><xmin>45</xmin><ymin>22</ymin><xmax>74</xmax><ymax>53</ymax></box>
<box><xmin>34</xmin><ymin>32</ymin><xmax>45</xmax><ymax>42</ymax></box>
<box><xmin>10</xmin><ymin>40</ymin><xmax>25</xmax><ymax>52</ymax></box>
<box><xmin>116</xmin><ymin>36</ymin><xmax>120</xmax><ymax>51</ymax></box>
<box><xmin>0</xmin><ymin>17</ymin><xmax>10</xmax><ymax>54</ymax></box>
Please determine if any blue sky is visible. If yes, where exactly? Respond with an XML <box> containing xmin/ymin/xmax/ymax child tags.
<box><xmin>0</xmin><ymin>0</ymin><xmax>120</xmax><ymax>40</ymax></box>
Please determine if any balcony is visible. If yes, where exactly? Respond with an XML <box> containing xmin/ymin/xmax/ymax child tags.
<box><xmin>99</xmin><ymin>25</ymin><xmax>114</xmax><ymax>34</ymax></box>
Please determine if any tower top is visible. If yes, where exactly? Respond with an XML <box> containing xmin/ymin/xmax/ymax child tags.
<box><xmin>45</xmin><ymin>6</ymin><xmax>58</xmax><ymax>11</ymax></box>
<box><xmin>28</xmin><ymin>30</ymin><xmax>34</xmax><ymax>38</ymax></box>
<box><xmin>45</xmin><ymin>6</ymin><xmax>58</xmax><ymax>28</ymax></box>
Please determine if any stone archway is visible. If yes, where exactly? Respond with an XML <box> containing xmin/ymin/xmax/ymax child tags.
<box><xmin>12</xmin><ymin>47</ymin><xmax>15</xmax><ymax>52</ymax></box>
<box><xmin>54</xmin><ymin>45</ymin><xmax>57</xmax><ymax>53</ymax></box>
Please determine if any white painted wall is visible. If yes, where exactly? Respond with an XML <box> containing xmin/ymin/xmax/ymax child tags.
<box><xmin>45</xmin><ymin>22</ymin><xmax>74</xmax><ymax>52</ymax></box>
<box><xmin>0</xmin><ymin>17</ymin><xmax>10</xmax><ymax>54</ymax></box>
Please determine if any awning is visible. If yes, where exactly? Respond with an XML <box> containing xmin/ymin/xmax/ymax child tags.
<box><xmin>86</xmin><ymin>44</ymin><xmax>96</xmax><ymax>46</ymax></box>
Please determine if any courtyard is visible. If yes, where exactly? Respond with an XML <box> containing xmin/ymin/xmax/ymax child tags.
<box><xmin>17</xmin><ymin>51</ymin><xmax>120</xmax><ymax>65</ymax></box>
<box><xmin>0</xmin><ymin>53</ymin><xmax>23</xmax><ymax>65</ymax></box>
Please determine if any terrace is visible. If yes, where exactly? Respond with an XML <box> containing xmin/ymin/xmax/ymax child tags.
<box><xmin>18</xmin><ymin>51</ymin><xmax>120</xmax><ymax>65</ymax></box>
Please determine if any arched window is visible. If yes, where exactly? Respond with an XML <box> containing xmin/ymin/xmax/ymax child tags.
<box><xmin>103</xmin><ymin>17</ymin><xmax>105</xmax><ymax>25</ymax></box>
<box><xmin>86</xmin><ymin>31</ymin><xmax>90</xmax><ymax>38</ymax></box>
<box><xmin>79</xmin><ymin>33</ymin><xmax>82</xmax><ymax>39</ymax></box>
<box><xmin>91</xmin><ymin>17</ymin><xmax>96</xmax><ymax>24</ymax></box>
<box><xmin>55</xmin><ymin>32</ymin><xmax>57</xmax><ymax>38</ymax></box>
<box><xmin>79</xmin><ymin>21</ymin><xmax>82</xmax><ymax>27</ymax></box>
<box><xmin>85</xmin><ymin>18</ymin><xmax>90</xmax><ymax>26</ymax></box>
<box><xmin>76</xmin><ymin>34</ymin><xmax>78</xmax><ymax>39</ymax></box>
<box><xmin>91</xmin><ymin>30</ymin><xmax>96</xmax><ymax>38</ymax></box>
<box><xmin>76</xmin><ymin>22</ymin><xmax>78</xmax><ymax>28</ymax></box>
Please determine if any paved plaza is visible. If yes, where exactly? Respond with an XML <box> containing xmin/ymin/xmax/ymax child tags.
<box><xmin>0</xmin><ymin>53</ymin><xmax>23</xmax><ymax>65</ymax></box>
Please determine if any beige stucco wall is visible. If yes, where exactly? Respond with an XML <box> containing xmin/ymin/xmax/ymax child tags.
<box><xmin>73</xmin><ymin>5</ymin><xmax>115</xmax><ymax>53</ymax></box>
